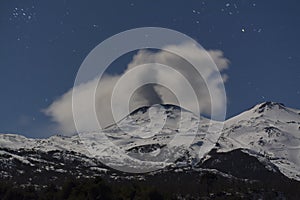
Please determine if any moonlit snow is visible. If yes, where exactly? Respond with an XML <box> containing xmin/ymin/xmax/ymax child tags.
<box><xmin>0</xmin><ymin>102</ymin><xmax>300</xmax><ymax>179</ymax></box>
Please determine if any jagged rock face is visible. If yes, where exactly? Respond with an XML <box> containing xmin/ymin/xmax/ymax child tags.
<box><xmin>0</xmin><ymin>102</ymin><xmax>300</xmax><ymax>184</ymax></box>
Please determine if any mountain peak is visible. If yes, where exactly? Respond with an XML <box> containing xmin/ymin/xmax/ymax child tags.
<box><xmin>250</xmin><ymin>101</ymin><xmax>286</xmax><ymax>114</ymax></box>
<box><xmin>129</xmin><ymin>104</ymin><xmax>183</xmax><ymax>116</ymax></box>
<box><xmin>225</xmin><ymin>101</ymin><xmax>297</xmax><ymax>128</ymax></box>
<box><xmin>255</xmin><ymin>101</ymin><xmax>285</xmax><ymax>113</ymax></box>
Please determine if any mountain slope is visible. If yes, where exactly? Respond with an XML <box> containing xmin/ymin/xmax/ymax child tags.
<box><xmin>218</xmin><ymin>102</ymin><xmax>300</xmax><ymax>180</ymax></box>
<box><xmin>88</xmin><ymin>104</ymin><xmax>219</xmax><ymax>172</ymax></box>
<box><xmin>0</xmin><ymin>102</ymin><xmax>300</xmax><ymax>183</ymax></box>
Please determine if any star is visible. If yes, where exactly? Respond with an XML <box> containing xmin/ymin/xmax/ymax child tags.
<box><xmin>11</xmin><ymin>6</ymin><xmax>36</xmax><ymax>23</ymax></box>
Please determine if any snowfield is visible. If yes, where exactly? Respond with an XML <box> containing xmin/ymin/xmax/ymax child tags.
<box><xmin>219</xmin><ymin>102</ymin><xmax>300</xmax><ymax>180</ymax></box>
<box><xmin>0</xmin><ymin>102</ymin><xmax>300</xmax><ymax>180</ymax></box>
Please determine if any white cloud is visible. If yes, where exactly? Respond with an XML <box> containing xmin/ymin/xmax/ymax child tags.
<box><xmin>43</xmin><ymin>43</ymin><xmax>230</xmax><ymax>135</ymax></box>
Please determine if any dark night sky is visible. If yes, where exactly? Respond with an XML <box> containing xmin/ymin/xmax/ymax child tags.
<box><xmin>0</xmin><ymin>0</ymin><xmax>299</xmax><ymax>137</ymax></box>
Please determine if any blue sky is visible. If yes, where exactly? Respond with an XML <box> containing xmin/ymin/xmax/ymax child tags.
<box><xmin>0</xmin><ymin>0</ymin><xmax>299</xmax><ymax>137</ymax></box>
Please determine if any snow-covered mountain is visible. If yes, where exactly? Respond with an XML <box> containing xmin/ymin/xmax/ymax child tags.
<box><xmin>79</xmin><ymin>104</ymin><xmax>221</xmax><ymax>173</ymax></box>
<box><xmin>0</xmin><ymin>102</ymin><xmax>300</xmax><ymax>184</ymax></box>
<box><xmin>218</xmin><ymin>102</ymin><xmax>300</xmax><ymax>181</ymax></box>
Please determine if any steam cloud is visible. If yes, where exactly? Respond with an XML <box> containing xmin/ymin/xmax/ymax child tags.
<box><xmin>43</xmin><ymin>43</ymin><xmax>230</xmax><ymax>135</ymax></box>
